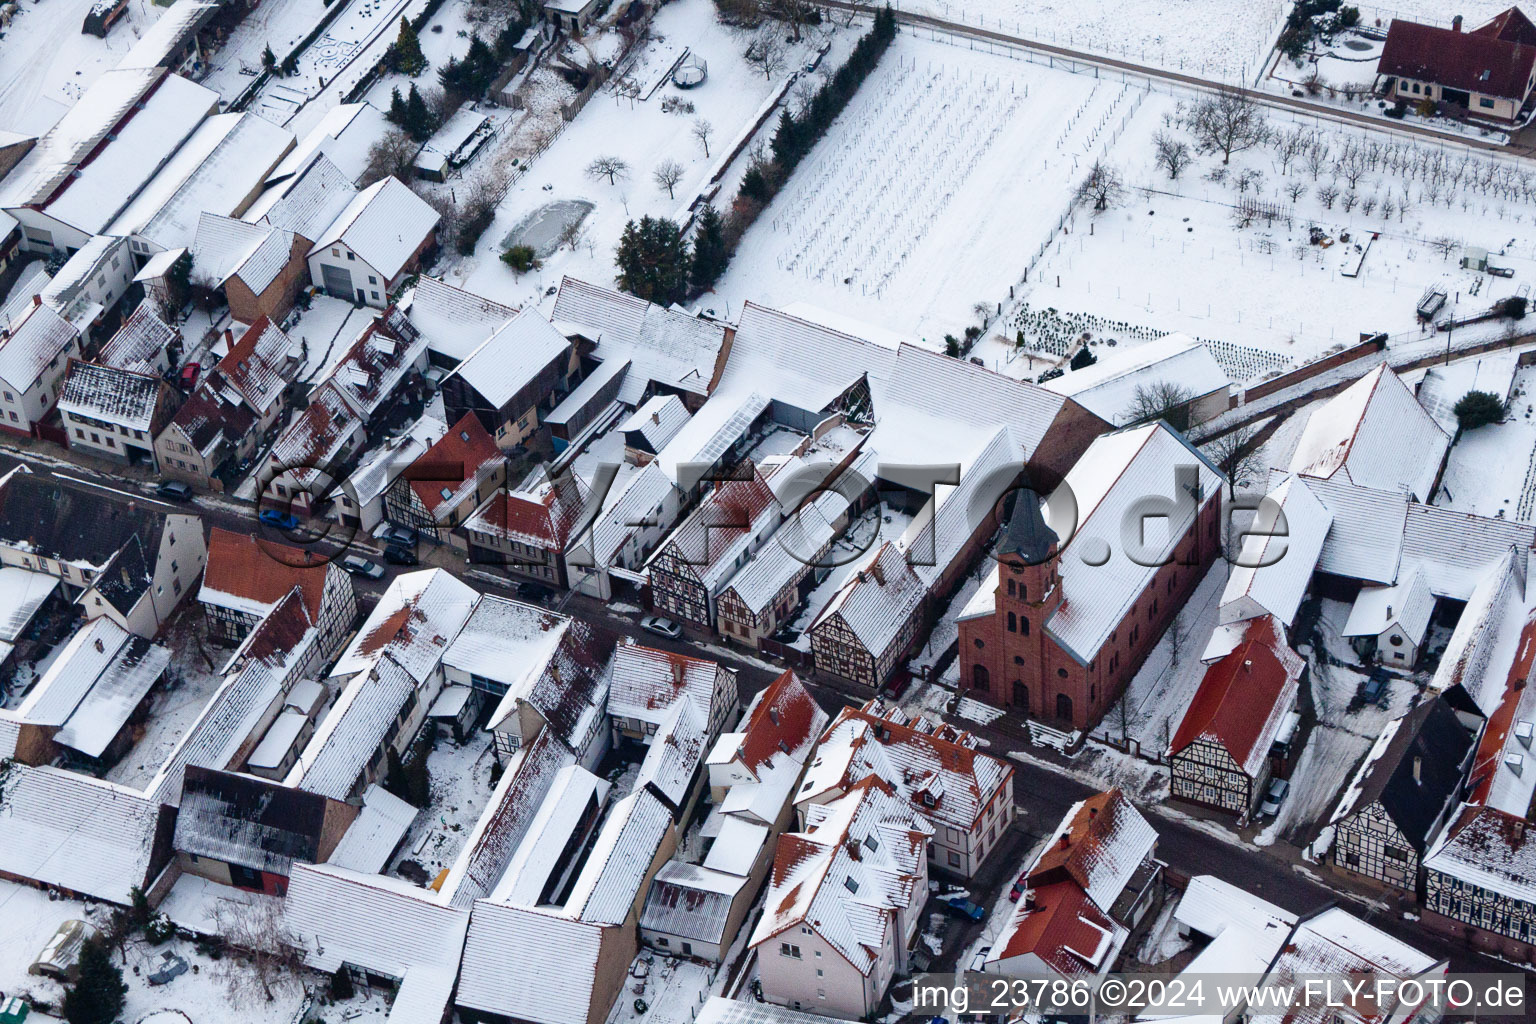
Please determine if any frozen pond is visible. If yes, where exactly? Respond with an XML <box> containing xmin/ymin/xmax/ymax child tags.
<box><xmin>502</xmin><ymin>199</ymin><xmax>595</xmax><ymax>258</ymax></box>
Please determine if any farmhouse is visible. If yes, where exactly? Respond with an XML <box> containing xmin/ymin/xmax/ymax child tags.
<box><xmin>308</xmin><ymin>177</ymin><xmax>440</xmax><ymax>307</ymax></box>
<box><xmin>441</xmin><ymin>306</ymin><xmax>578</xmax><ymax>449</ymax></box>
<box><xmin>383</xmin><ymin>412</ymin><xmax>506</xmax><ymax>543</ymax></box>
<box><xmin>198</xmin><ymin>526</ymin><xmax>355</xmax><ymax>649</ymax></box>
<box><xmin>1378</xmin><ymin>8</ymin><xmax>1536</xmax><ymax>122</ymax></box>
<box><xmin>57</xmin><ymin>360</ymin><xmax>176</xmax><ymax>468</ymax></box>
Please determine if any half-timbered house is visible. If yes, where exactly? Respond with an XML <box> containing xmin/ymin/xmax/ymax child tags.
<box><xmin>1169</xmin><ymin>615</ymin><xmax>1303</xmax><ymax>820</ymax></box>
<box><xmin>382</xmin><ymin>412</ymin><xmax>505</xmax><ymax>543</ymax></box>
<box><xmin>1330</xmin><ymin>686</ymin><xmax>1484</xmax><ymax>893</ymax></box>
<box><xmin>1423</xmin><ymin>804</ymin><xmax>1536</xmax><ymax>963</ymax></box>
<box><xmin>198</xmin><ymin>526</ymin><xmax>355</xmax><ymax>650</ymax></box>
<box><xmin>808</xmin><ymin>541</ymin><xmax>925</xmax><ymax>689</ymax></box>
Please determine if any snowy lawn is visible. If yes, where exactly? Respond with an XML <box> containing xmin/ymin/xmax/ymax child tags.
<box><xmin>0</xmin><ymin>0</ymin><xmax>164</xmax><ymax>135</ymax></box>
<box><xmin>606</xmin><ymin>955</ymin><xmax>714</xmax><ymax>1024</ymax></box>
<box><xmin>1016</xmin><ymin>89</ymin><xmax>1536</xmax><ymax>375</ymax></box>
<box><xmin>712</xmin><ymin>33</ymin><xmax>1138</xmax><ymax>344</ymax></box>
<box><xmin>105</xmin><ymin>612</ymin><xmax>229</xmax><ymax>790</ymax></box>
<box><xmin>388</xmin><ymin>729</ymin><xmax>497</xmax><ymax>881</ymax></box>
<box><xmin>907</xmin><ymin>560</ymin><xmax>991</xmax><ymax>673</ymax></box>
<box><xmin>286</xmin><ymin>295</ymin><xmax>377</xmax><ymax>383</ymax></box>
<box><xmin>0</xmin><ymin>879</ymin><xmax>325</xmax><ymax>1024</ymax></box>
<box><xmin>1435</xmin><ymin>364</ymin><xmax>1536</xmax><ymax>521</ymax></box>
<box><xmin>445</xmin><ymin>0</ymin><xmax>831</xmax><ymax>308</ymax></box>
<box><xmin>894</xmin><ymin>0</ymin><xmax>1288</xmax><ymax>85</ymax></box>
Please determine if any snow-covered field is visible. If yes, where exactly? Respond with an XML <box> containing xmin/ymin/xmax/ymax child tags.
<box><xmin>0</xmin><ymin>0</ymin><xmax>165</xmax><ymax>135</ymax></box>
<box><xmin>446</xmin><ymin>0</ymin><xmax>831</xmax><ymax>307</ymax></box>
<box><xmin>896</xmin><ymin>0</ymin><xmax>1289</xmax><ymax>84</ymax></box>
<box><xmin>1015</xmin><ymin>90</ymin><xmax>1536</xmax><ymax>374</ymax></box>
<box><xmin>713</xmin><ymin>35</ymin><xmax>1138</xmax><ymax>344</ymax></box>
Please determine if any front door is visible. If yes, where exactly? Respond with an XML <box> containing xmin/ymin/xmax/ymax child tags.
<box><xmin>320</xmin><ymin>263</ymin><xmax>354</xmax><ymax>299</ymax></box>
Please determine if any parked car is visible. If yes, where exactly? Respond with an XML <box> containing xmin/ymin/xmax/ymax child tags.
<box><xmin>383</xmin><ymin>544</ymin><xmax>419</xmax><ymax>566</ymax></box>
<box><xmin>1259</xmin><ymin>778</ymin><xmax>1291</xmax><ymax>818</ymax></box>
<box><xmin>178</xmin><ymin>363</ymin><xmax>201</xmax><ymax>389</ymax></box>
<box><xmin>939</xmin><ymin>895</ymin><xmax>986</xmax><ymax>920</ymax></box>
<box><xmin>258</xmin><ymin>509</ymin><xmax>300</xmax><ymax>530</ymax></box>
<box><xmin>967</xmin><ymin>945</ymin><xmax>991</xmax><ymax>974</ymax></box>
<box><xmin>154</xmin><ymin>480</ymin><xmax>193</xmax><ymax>501</ymax></box>
<box><xmin>641</xmin><ymin>615</ymin><xmax>682</xmax><ymax>640</ymax></box>
<box><xmin>378</xmin><ymin>524</ymin><xmax>415</xmax><ymax>547</ymax></box>
<box><xmin>1008</xmin><ymin>870</ymin><xmax>1030</xmax><ymax>901</ymax></box>
<box><xmin>340</xmin><ymin>554</ymin><xmax>385</xmax><ymax>579</ymax></box>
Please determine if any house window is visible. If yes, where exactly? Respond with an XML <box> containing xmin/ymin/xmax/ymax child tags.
<box><xmin>1481</xmin><ymin>97</ymin><xmax>1497</xmax><ymax>109</ymax></box>
<box><xmin>1007</xmin><ymin>611</ymin><xmax>1016</xmax><ymax>632</ymax></box>
<box><xmin>1020</xmin><ymin>616</ymin><xmax>1029</xmax><ymax>636</ymax></box>
<box><xmin>1057</xmin><ymin>667</ymin><xmax>1068</xmax><ymax>678</ymax></box>
<box><xmin>1345</xmin><ymin>852</ymin><xmax>1360</xmax><ymax>866</ymax></box>
<box><xmin>1385</xmin><ymin>846</ymin><xmax>1409</xmax><ymax>861</ymax></box>
<box><xmin>657</xmin><ymin>937</ymin><xmax>669</xmax><ymax>946</ymax></box>
<box><xmin>947</xmin><ymin>851</ymin><xmax>960</xmax><ymax>867</ymax></box>
<box><xmin>368</xmin><ymin>275</ymin><xmax>378</xmax><ymax>284</ymax></box>
<box><xmin>973</xmin><ymin>638</ymin><xmax>984</xmax><ymax>649</ymax></box>
<box><xmin>780</xmin><ymin>943</ymin><xmax>802</xmax><ymax>959</ymax></box>
<box><xmin>346</xmin><ymin>252</ymin><xmax>355</xmax><ymax>260</ymax></box>
<box><xmin>1007</xmin><ymin>579</ymin><xmax>1015</xmax><ymax>596</ymax></box>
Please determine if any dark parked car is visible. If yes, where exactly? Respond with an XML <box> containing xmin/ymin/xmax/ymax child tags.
<box><xmin>340</xmin><ymin>554</ymin><xmax>385</xmax><ymax>579</ymax></box>
<box><xmin>259</xmin><ymin>509</ymin><xmax>300</xmax><ymax>530</ymax></box>
<box><xmin>939</xmin><ymin>895</ymin><xmax>986</xmax><ymax>920</ymax></box>
<box><xmin>155</xmin><ymin>481</ymin><xmax>193</xmax><ymax>501</ymax></box>
<box><xmin>383</xmin><ymin>544</ymin><xmax>418</xmax><ymax>566</ymax></box>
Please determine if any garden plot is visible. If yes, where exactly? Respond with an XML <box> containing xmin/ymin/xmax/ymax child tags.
<box><xmin>1020</xmin><ymin>92</ymin><xmax>1536</xmax><ymax>369</ymax></box>
<box><xmin>198</xmin><ymin>0</ymin><xmax>334</xmax><ymax>99</ymax></box>
<box><xmin>449</xmin><ymin>0</ymin><xmax>828</xmax><ymax>308</ymax></box>
<box><xmin>897</xmin><ymin>0</ymin><xmax>1288</xmax><ymax>84</ymax></box>
<box><xmin>0</xmin><ymin>0</ymin><xmax>164</xmax><ymax>135</ymax></box>
<box><xmin>1437</xmin><ymin>365</ymin><xmax>1536</xmax><ymax>521</ymax></box>
<box><xmin>713</xmin><ymin>36</ymin><xmax>1134</xmax><ymax>344</ymax></box>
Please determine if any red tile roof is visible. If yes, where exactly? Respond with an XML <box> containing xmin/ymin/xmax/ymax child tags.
<box><xmin>993</xmin><ymin>879</ymin><xmax>1118</xmax><ymax>976</ymax></box>
<box><xmin>202</xmin><ymin>526</ymin><xmax>330</xmax><ymax>618</ymax></box>
<box><xmin>1028</xmin><ymin>789</ymin><xmax>1151</xmax><ymax>900</ymax></box>
<box><xmin>1170</xmin><ymin>615</ymin><xmax>1305</xmax><ymax>775</ymax></box>
<box><xmin>1379</xmin><ymin>13</ymin><xmax>1536</xmax><ymax>100</ymax></box>
<box><xmin>407</xmin><ymin>412</ymin><xmax>501</xmax><ymax>514</ymax></box>
<box><xmin>1468</xmin><ymin>610</ymin><xmax>1536</xmax><ymax>804</ymax></box>
<box><xmin>466</xmin><ymin>471</ymin><xmax>590</xmax><ymax>549</ymax></box>
<box><xmin>1472</xmin><ymin>6</ymin><xmax>1536</xmax><ymax>45</ymax></box>
<box><xmin>738</xmin><ymin>670</ymin><xmax>823</xmax><ymax>774</ymax></box>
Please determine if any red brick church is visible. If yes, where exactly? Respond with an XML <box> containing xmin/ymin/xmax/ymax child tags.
<box><xmin>957</xmin><ymin>423</ymin><xmax>1224</xmax><ymax>731</ymax></box>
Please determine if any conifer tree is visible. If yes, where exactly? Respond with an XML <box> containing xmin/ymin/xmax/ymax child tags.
<box><xmin>63</xmin><ymin>938</ymin><xmax>126</xmax><ymax>1024</ymax></box>
<box><xmin>689</xmin><ymin>204</ymin><xmax>728</xmax><ymax>293</ymax></box>
<box><xmin>615</xmin><ymin>217</ymin><xmax>691</xmax><ymax>307</ymax></box>
<box><xmin>393</xmin><ymin>16</ymin><xmax>427</xmax><ymax>75</ymax></box>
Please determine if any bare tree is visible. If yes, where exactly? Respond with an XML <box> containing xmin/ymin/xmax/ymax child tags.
<box><xmin>762</xmin><ymin>0</ymin><xmax>814</xmax><ymax>40</ymax></box>
<box><xmin>1204</xmin><ymin>424</ymin><xmax>1265</xmax><ymax>496</ymax></box>
<box><xmin>210</xmin><ymin>898</ymin><xmax>304</xmax><ymax>1003</ymax></box>
<box><xmin>1130</xmin><ymin>380</ymin><xmax>1195</xmax><ymax>432</ymax></box>
<box><xmin>744</xmin><ymin>31</ymin><xmax>787</xmax><ymax>80</ymax></box>
<box><xmin>1152</xmin><ymin>131</ymin><xmax>1191</xmax><ymax>180</ymax></box>
<box><xmin>1273</xmin><ymin>126</ymin><xmax>1311</xmax><ymax>175</ymax></box>
<box><xmin>1076</xmin><ymin>160</ymin><xmax>1124</xmax><ymax>212</ymax></box>
<box><xmin>653</xmin><ymin>158</ymin><xmax>685</xmax><ymax>199</ymax></box>
<box><xmin>585</xmin><ymin>155</ymin><xmax>630</xmax><ymax>185</ymax></box>
<box><xmin>1236</xmin><ymin>167</ymin><xmax>1263</xmax><ymax>194</ymax></box>
<box><xmin>557</xmin><ymin>218</ymin><xmax>586</xmax><ymax>252</ymax></box>
<box><xmin>1429</xmin><ymin>235</ymin><xmax>1460</xmax><ymax>259</ymax></box>
<box><xmin>361</xmin><ymin>129</ymin><xmax>419</xmax><ymax>186</ymax></box>
<box><xmin>1341</xmin><ymin>190</ymin><xmax>1359</xmax><ymax>213</ymax></box>
<box><xmin>692</xmin><ymin>118</ymin><xmax>714</xmax><ymax>158</ymax></box>
<box><xmin>1189</xmin><ymin>89</ymin><xmax>1268</xmax><ymax>164</ymax></box>
<box><xmin>1285</xmin><ymin>181</ymin><xmax>1308</xmax><ymax>203</ymax></box>
<box><xmin>1318</xmin><ymin>184</ymin><xmax>1340</xmax><ymax>209</ymax></box>
<box><xmin>1303</xmin><ymin>140</ymin><xmax>1331</xmax><ymax>181</ymax></box>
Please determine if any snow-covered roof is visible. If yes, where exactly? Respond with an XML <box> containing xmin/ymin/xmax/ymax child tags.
<box><xmin>810</xmin><ymin>539</ymin><xmax>925</xmax><ymax>660</ymax></box>
<box><xmin>42</xmin><ymin>74</ymin><xmax>219</xmax><ymax>236</ymax></box>
<box><xmin>110</xmin><ymin>112</ymin><xmax>293</xmax><ymax>251</ymax></box>
<box><xmin>326</xmin><ymin>783</ymin><xmax>419</xmax><ymax>873</ymax></box>
<box><xmin>634</xmin><ymin>698</ymin><xmax>708</xmax><ymax>809</ymax></box>
<box><xmin>0</xmin><ymin>764</ymin><xmax>167</xmax><ymax>903</ymax></box>
<box><xmin>193</xmin><ymin>213</ymin><xmax>297</xmax><ymax>295</ymax></box>
<box><xmin>750</xmin><ymin>779</ymin><xmax>931</xmax><ymax>975</ymax></box>
<box><xmin>331</xmin><ymin>569</ymin><xmax>477</xmax><ymax>684</ymax></box>
<box><xmin>309</xmin><ymin>176</ymin><xmax>440</xmax><ymax>279</ymax></box>
<box><xmin>246</xmin><ymin>152</ymin><xmax>359</xmax><ymax>242</ymax></box>
<box><xmin>292</xmin><ymin>655</ymin><xmax>416</xmax><ymax>800</ymax></box>
<box><xmin>216</xmin><ymin>315</ymin><xmax>301</xmax><ymax>415</ymax></box>
<box><xmin>443</xmin><ymin>593</ymin><xmax>570</xmax><ymax>693</ymax></box>
<box><xmin>98</xmin><ymin>300</ymin><xmax>178</xmax><ymax>372</ymax></box>
<box><xmin>1219</xmin><ymin>475</ymin><xmax>1331</xmax><ymax>628</ymax></box>
<box><xmin>1275</xmin><ymin>470</ymin><xmax>1406</xmax><ymax>584</ymax></box>
<box><xmin>317</xmin><ymin>311</ymin><xmax>429</xmax><ymax>420</ymax></box>
<box><xmin>1288</xmin><ymin>365</ymin><xmax>1449</xmax><ymax>502</ymax></box>
<box><xmin>0</xmin><ymin>566</ymin><xmax>58</xmax><ymax>642</ymax></box>
<box><xmin>1267</xmin><ymin>906</ymin><xmax>1438</xmax><ymax>997</ymax></box>
<box><xmin>1047</xmin><ymin>423</ymin><xmax>1224</xmax><ymax>662</ymax></box>
<box><xmin>457</xmin><ymin>902</ymin><xmax>608</xmax><ymax>1024</ymax></box>
<box><xmin>338</xmin><ymin>406</ymin><xmax>445</xmax><ymax>507</ymax></box>
<box><xmin>988</xmin><ymin>877</ymin><xmax>1125</xmax><ymax>978</ymax></box>
<box><xmin>266</xmin><ymin>103</ymin><xmax>389</xmax><ymax>186</ymax></box>
<box><xmin>798</xmin><ymin>698</ymin><xmax>1010</xmax><ymax>833</ymax></box>
<box><xmin>620</xmin><ymin>394</ymin><xmax>691</xmax><ymax>454</ymax></box>
<box><xmin>1171</xmin><ymin>615</ymin><xmax>1304</xmax><ymax>776</ymax></box>
<box><xmin>1415</xmin><ymin>351</ymin><xmax>1519</xmax><ymax>435</ymax></box>
<box><xmin>199</xmin><ymin>526</ymin><xmax>336</xmax><ymax>621</ymax></box>
<box><xmin>1424</xmin><ymin>803</ymin><xmax>1536</xmax><ymax>906</ymax></box>
<box><xmin>607</xmin><ymin>639</ymin><xmax>730</xmax><ymax>729</ymax></box>
<box><xmin>1173</xmin><ymin>875</ymin><xmax>1296</xmax><ymax>978</ymax></box>
<box><xmin>491</xmin><ymin>764</ymin><xmax>610</xmax><ymax>906</ymax></box>
<box><xmin>57</xmin><ymin>361</ymin><xmax>165</xmax><ymax>431</ymax></box>
<box><xmin>552</xmin><ymin>276</ymin><xmax>728</xmax><ymax>404</ymax></box>
<box><xmin>1401</xmin><ymin>502</ymin><xmax>1534</xmax><ymax>601</ymax></box>
<box><xmin>0</xmin><ymin>67</ymin><xmax>162</xmax><ymax>210</ymax></box>
<box><xmin>406</xmin><ymin>412</ymin><xmax>502</xmax><ymax>518</ymax></box>
<box><xmin>285</xmin><ymin>861</ymin><xmax>469</xmax><ymax>982</ymax></box>
<box><xmin>447</xmin><ymin>306</ymin><xmax>571</xmax><ymax>408</ymax></box>
<box><xmin>640</xmin><ymin>861</ymin><xmax>748</xmax><ymax>944</ymax></box>
<box><xmin>1342</xmin><ymin>563</ymin><xmax>1435</xmax><ymax>642</ymax></box>
<box><xmin>18</xmin><ymin>617</ymin><xmax>170</xmax><ymax>758</ymax></box>
<box><xmin>1045</xmin><ymin>333</ymin><xmax>1230</xmax><ymax>426</ymax></box>
<box><xmin>1028</xmin><ymin>788</ymin><xmax>1158</xmax><ymax>913</ymax></box>
<box><xmin>564</xmin><ymin>786</ymin><xmax>675</xmax><ymax>925</ymax></box>
<box><xmin>696</xmin><ymin>998</ymin><xmax>851</xmax><ymax>1024</ymax></box>
<box><xmin>585</xmin><ymin>459</ymin><xmax>678</xmax><ymax>567</ymax></box>
<box><xmin>0</xmin><ymin>302</ymin><xmax>78</xmax><ymax>390</ymax></box>
<box><xmin>118</xmin><ymin>0</ymin><xmax>218</xmax><ymax>69</ymax></box>
<box><xmin>403</xmin><ymin>276</ymin><xmax>516</xmax><ymax>364</ymax></box>
<box><xmin>462</xmin><ymin>467</ymin><xmax>590</xmax><ymax>551</ymax></box>
<box><xmin>1434</xmin><ymin>550</ymin><xmax>1527</xmax><ymax>713</ymax></box>
<box><xmin>649</xmin><ymin>464</ymin><xmax>781</xmax><ymax>592</ymax></box>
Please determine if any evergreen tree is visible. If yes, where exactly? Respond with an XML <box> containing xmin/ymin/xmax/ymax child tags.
<box><xmin>279</xmin><ymin>51</ymin><xmax>298</xmax><ymax>76</ymax></box>
<box><xmin>615</xmin><ymin>217</ymin><xmax>691</xmax><ymax>307</ymax></box>
<box><xmin>770</xmin><ymin>110</ymin><xmax>802</xmax><ymax>170</ymax></box>
<box><xmin>63</xmin><ymin>938</ymin><xmax>126</xmax><ymax>1024</ymax></box>
<box><xmin>261</xmin><ymin>44</ymin><xmax>277</xmax><ymax>71</ymax></box>
<box><xmin>689</xmin><ymin>204</ymin><xmax>728</xmax><ymax>293</ymax></box>
<box><xmin>739</xmin><ymin>164</ymin><xmax>771</xmax><ymax>203</ymax></box>
<box><xmin>388</xmin><ymin>86</ymin><xmax>409</xmax><ymax>128</ymax></box>
<box><xmin>393</xmin><ymin>16</ymin><xmax>427</xmax><ymax>75</ymax></box>
<box><xmin>466</xmin><ymin>35</ymin><xmax>498</xmax><ymax>83</ymax></box>
<box><xmin>1070</xmin><ymin>345</ymin><xmax>1097</xmax><ymax>370</ymax></box>
<box><xmin>404</xmin><ymin>84</ymin><xmax>435</xmax><ymax>141</ymax></box>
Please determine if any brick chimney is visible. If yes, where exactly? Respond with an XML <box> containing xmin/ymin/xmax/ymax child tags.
<box><xmin>1453</xmin><ymin>14</ymin><xmax>1463</xmax><ymax>30</ymax></box>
